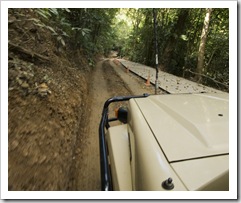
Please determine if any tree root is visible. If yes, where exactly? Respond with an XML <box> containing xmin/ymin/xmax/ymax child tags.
<box><xmin>8</xmin><ymin>41</ymin><xmax>50</xmax><ymax>62</ymax></box>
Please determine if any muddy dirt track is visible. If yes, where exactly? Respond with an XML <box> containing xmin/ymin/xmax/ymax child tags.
<box><xmin>8</xmin><ymin>55</ymin><xmax>162</xmax><ymax>191</ymax></box>
<box><xmin>69</xmin><ymin>58</ymin><xmax>162</xmax><ymax>190</ymax></box>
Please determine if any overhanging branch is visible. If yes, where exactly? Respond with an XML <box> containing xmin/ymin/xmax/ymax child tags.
<box><xmin>184</xmin><ymin>69</ymin><xmax>228</xmax><ymax>88</ymax></box>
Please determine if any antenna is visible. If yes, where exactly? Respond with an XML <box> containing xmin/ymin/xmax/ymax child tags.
<box><xmin>153</xmin><ymin>8</ymin><xmax>159</xmax><ymax>95</ymax></box>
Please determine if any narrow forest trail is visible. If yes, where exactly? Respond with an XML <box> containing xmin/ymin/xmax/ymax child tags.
<box><xmin>68</xmin><ymin>58</ymin><xmax>159</xmax><ymax>191</ymax></box>
<box><xmin>68</xmin><ymin>60</ymin><xmax>108</xmax><ymax>190</ymax></box>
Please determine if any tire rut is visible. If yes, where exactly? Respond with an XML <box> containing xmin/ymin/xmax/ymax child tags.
<box><xmin>68</xmin><ymin>58</ymin><xmax>150</xmax><ymax>191</ymax></box>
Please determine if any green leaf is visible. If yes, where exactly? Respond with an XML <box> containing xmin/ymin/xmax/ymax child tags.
<box><xmin>33</xmin><ymin>22</ymin><xmax>45</xmax><ymax>28</ymax></box>
<box><xmin>64</xmin><ymin>8</ymin><xmax>71</xmax><ymax>13</ymax></box>
<box><xmin>82</xmin><ymin>28</ymin><xmax>91</xmax><ymax>36</ymax></box>
<box><xmin>60</xmin><ymin>38</ymin><xmax>65</xmax><ymax>46</ymax></box>
<box><xmin>57</xmin><ymin>36</ymin><xmax>62</xmax><ymax>41</ymax></box>
<box><xmin>36</xmin><ymin>9</ymin><xmax>51</xmax><ymax>19</ymax></box>
<box><xmin>46</xmin><ymin>26</ymin><xmax>56</xmax><ymax>34</ymax></box>
<box><xmin>49</xmin><ymin>8</ymin><xmax>58</xmax><ymax>16</ymax></box>
<box><xmin>72</xmin><ymin>27</ymin><xmax>81</xmax><ymax>31</ymax></box>
<box><xmin>180</xmin><ymin>34</ymin><xmax>188</xmax><ymax>41</ymax></box>
<box><xmin>62</xmin><ymin>31</ymin><xmax>69</xmax><ymax>37</ymax></box>
<box><xmin>28</xmin><ymin>18</ymin><xmax>40</xmax><ymax>23</ymax></box>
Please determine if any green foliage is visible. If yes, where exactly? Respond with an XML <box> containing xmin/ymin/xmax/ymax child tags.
<box><xmin>32</xmin><ymin>8</ymin><xmax>228</xmax><ymax>90</ymax></box>
<box><xmin>64</xmin><ymin>8</ymin><xmax>119</xmax><ymax>56</ymax></box>
<box><xmin>117</xmin><ymin>8</ymin><xmax>229</xmax><ymax>91</ymax></box>
<box><xmin>34</xmin><ymin>8</ymin><xmax>120</xmax><ymax>64</ymax></box>
<box><xmin>35</xmin><ymin>8</ymin><xmax>73</xmax><ymax>48</ymax></box>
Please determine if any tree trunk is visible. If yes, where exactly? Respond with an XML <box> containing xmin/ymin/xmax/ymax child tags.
<box><xmin>196</xmin><ymin>8</ymin><xmax>213</xmax><ymax>82</ymax></box>
<box><xmin>161</xmin><ymin>9</ymin><xmax>189</xmax><ymax>71</ymax></box>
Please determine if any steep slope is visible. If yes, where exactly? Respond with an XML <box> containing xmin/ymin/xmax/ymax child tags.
<box><xmin>8</xmin><ymin>8</ymin><xmax>89</xmax><ymax>190</ymax></box>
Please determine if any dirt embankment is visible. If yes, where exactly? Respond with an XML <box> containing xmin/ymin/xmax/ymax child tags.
<box><xmin>8</xmin><ymin>8</ymin><xmax>90</xmax><ymax>191</ymax></box>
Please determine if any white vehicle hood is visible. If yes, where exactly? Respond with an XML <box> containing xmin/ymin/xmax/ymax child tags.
<box><xmin>135</xmin><ymin>93</ymin><xmax>229</xmax><ymax>162</ymax></box>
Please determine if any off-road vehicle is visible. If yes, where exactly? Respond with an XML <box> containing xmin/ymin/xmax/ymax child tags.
<box><xmin>99</xmin><ymin>93</ymin><xmax>229</xmax><ymax>191</ymax></box>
